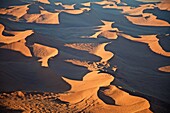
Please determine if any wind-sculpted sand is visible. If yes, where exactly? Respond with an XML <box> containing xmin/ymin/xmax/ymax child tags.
<box><xmin>83</xmin><ymin>20</ymin><xmax>119</xmax><ymax>39</ymax></box>
<box><xmin>65</xmin><ymin>42</ymin><xmax>114</xmax><ymax>62</ymax></box>
<box><xmin>156</xmin><ymin>0</ymin><xmax>170</xmax><ymax>11</ymax></box>
<box><xmin>37</xmin><ymin>0</ymin><xmax>50</xmax><ymax>4</ymax></box>
<box><xmin>119</xmin><ymin>33</ymin><xmax>170</xmax><ymax>57</ymax></box>
<box><xmin>125</xmin><ymin>13</ymin><xmax>170</xmax><ymax>26</ymax></box>
<box><xmin>23</xmin><ymin>10</ymin><xmax>60</xmax><ymax>24</ymax></box>
<box><xmin>0</xmin><ymin>24</ymin><xmax>33</xmax><ymax>44</ymax></box>
<box><xmin>32</xmin><ymin>43</ymin><xmax>58</xmax><ymax>67</ymax></box>
<box><xmin>55</xmin><ymin>2</ymin><xmax>75</xmax><ymax>10</ymax></box>
<box><xmin>0</xmin><ymin>4</ymin><xmax>30</xmax><ymax>19</ymax></box>
<box><xmin>158</xmin><ymin>66</ymin><xmax>170</xmax><ymax>72</ymax></box>
<box><xmin>57</xmin><ymin>8</ymin><xmax>91</xmax><ymax>15</ymax></box>
<box><xmin>0</xmin><ymin>40</ymin><xmax>32</xmax><ymax>57</ymax></box>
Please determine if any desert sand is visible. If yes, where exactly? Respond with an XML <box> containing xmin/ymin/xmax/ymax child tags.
<box><xmin>0</xmin><ymin>0</ymin><xmax>170</xmax><ymax>113</ymax></box>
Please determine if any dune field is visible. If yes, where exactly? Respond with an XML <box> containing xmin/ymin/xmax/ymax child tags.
<box><xmin>0</xmin><ymin>0</ymin><xmax>170</xmax><ymax>113</ymax></box>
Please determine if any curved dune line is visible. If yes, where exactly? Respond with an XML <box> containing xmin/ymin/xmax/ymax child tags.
<box><xmin>37</xmin><ymin>0</ymin><xmax>50</xmax><ymax>4</ymax></box>
<box><xmin>23</xmin><ymin>10</ymin><xmax>60</xmax><ymax>24</ymax></box>
<box><xmin>0</xmin><ymin>4</ymin><xmax>30</xmax><ymax>19</ymax></box>
<box><xmin>0</xmin><ymin>40</ymin><xmax>32</xmax><ymax>57</ymax></box>
<box><xmin>125</xmin><ymin>13</ymin><xmax>170</xmax><ymax>26</ymax></box>
<box><xmin>89</xmin><ymin>20</ymin><xmax>119</xmax><ymax>38</ymax></box>
<box><xmin>0</xmin><ymin>24</ymin><xmax>33</xmax><ymax>44</ymax></box>
<box><xmin>158</xmin><ymin>66</ymin><xmax>170</xmax><ymax>72</ymax></box>
<box><xmin>156</xmin><ymin>0</ymin><xmax>170</xmax><ymax>11</ymax></box>
<box><xmin>93</xmin><ymin>1</ymin><xmax>115</xmax><ymax>5</ymax></box>
<box><xmin>100</xmin><ymin>85</ymin><xmax>152</xmax><ymax>113</ymax></box>
<box><xmin>55</xmin><ymin>2</ymin><xmax>75</xmax><ymax>10</ymax></box>
<box><xmin>32</xmin><ymin>43</ymin><xmax>58</xmax><ymax>67</ymax></box>
<box><xmin>119</xmin><ymin>33</ymin><xmax>170</xmax><ymax>57</ymax></box>
<box><xmin>65</xmin><ymin>42</ymin><xmax>114</xmax><ymax>62</ymax></box>
<box><xmin>58</xmin><ymin>8</ymin><xmax>91</xmax><ymax>15</ymax></box>
<box><xmin>58</xmin><ymin>71</ymin><xmax>114</xmax><ymax>104</ymax></box>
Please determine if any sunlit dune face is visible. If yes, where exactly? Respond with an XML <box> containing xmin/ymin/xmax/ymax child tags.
<box><xmin>158</xmin><ymin>66</ymin><xmax>170</xmax><ymax>72</ymax></box>
<box><xmin>58</xmin><ymin>71</ymin><xmax>114</xmax><ymax>104</ymax></box>
<box><xmin>37</xmin><ymin>0</ymin><xmax>50</xmax><ymax>4</ymax></box>
<box><xmin>119</xmin><ymin>33</ymin><xmax>170</xmax><ymax>57</ymax></box>
<box><xmin>156</xmin><ymin>0</ymin><xmax>170</xmax><ymax>11</ymax></box>
<box><xmin>32</xmin><ymin>43</ymin><xmax>58</xmax><ymax>67</ymax></box>
<box><xmin>0</xmin><ymin>24</ymin><xmax>33</xmax><ymax>44</ymax></box>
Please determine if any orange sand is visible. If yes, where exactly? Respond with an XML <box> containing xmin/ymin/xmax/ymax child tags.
<box><xmin>158</xmin><ymin>66</ymin><xmax>170</xmax><ymax>72</ymax></box>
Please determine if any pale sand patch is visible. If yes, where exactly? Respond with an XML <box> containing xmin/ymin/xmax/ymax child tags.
<box><xmin>156</xmin><ymin>0</ymin><xmax>170</xmax><ymax>11</ymax></box>
<box><xmin>0</xmin><ymin>24</ymin><xmax>33</xmax><ymax>44</ymax></box>
<box><xmin>125</xmin><ymin>13</ymin><xmax>170</xmax><ymax>26</ymax></box>
<box><xmin>0</xmin><ymin>4</ymin><xmax>30</xmax><ymax>19</ymax></box>
<box><xmin>37</xmin><ymin>0</ymin><xmax>50</xmax><ymax>4</ymax></box>
<box><xmin>65</xmin><ymin>42</ymin><xmax>114</xmax><ymax>62</ymax></box>
<box><xmin>58</xmin><ymin>8</ymin><xmax>90</xmax><ymax>15</ymax></box>
<box><xmin>0</xmin><ymin>40</ymin><xmax>32</xmax><ymax>57</ymax></box>
<box><xmin>54</xmin><ymin>2</ymin><xmax>75</xmax><ymax>10</ymax></box>
<box><xmin>119</xmin><ymin>33</ymin><xmax>170</xmax><ymax>57</ymax></box>
<box><xmin>158</xmin><ymin>66</ymin><xmax>170</xmax><ymax>72</ymax></box>
<box><xmin>81</xmin><ymin>2</ymin><xmax>91</xmax><ymax>7</ymax></box>
<box><xmin>84</xmin><ymin>20</ymin><xmax>119</xmax><ymax>39</ymax></box>
<box><xmin>23</xmin><ymin>10</ymin><xmax>60</xmax><ymax>24</ymax></box>
<box><xmin>32</xmin><ymin>43</ymin><xmax>58</xmax><ymax>67</ymax></box>
<box><xmin>93</xmin><ymin>1</ymin><xmax>115</xmax><ymax>6</ymax></box>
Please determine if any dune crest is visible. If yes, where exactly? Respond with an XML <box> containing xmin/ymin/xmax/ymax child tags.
<box><xmin>0</xmin><ymin>24</ymin><xmax>33</xmax><ymax>44</ymax></box>
<box><xmin>57</xmin><ymin>8</ymin><xmax>90</xmax><ymax>15</ymax></box>
<box><xmin>23</xmin><ymin>10</ymin><xmax>60</xmax><ymax>24</ymax></box>
<box><xmin>58</xmin><ymin>71</ymin><xmax>114</xmax><ymax>104</ymax></box>
<box><xmin>125</xmin><ymin>13</ymin><xmax>170</xmax><ymax>26</ymax></box>
<box><xmin>0</xmin><ymin>4</ymin><xmax>30</xmax><ymax>19</ymax></box>
<box><xmin>158</xmin><ymin>66</ymin><xmax>170</xmax><ymax>72</ymax></box>
<box><xmin>65</xmin><ymin>42</ymin><xmax>114</xmax><ymax>62</ymax></box>
<box><xmin>0</xmin><ymin>40</ymin><xmax>32</xmax><ymax>57</ymax></box>
<box><xmin>156</xmin><ymin>0</ymin><xmax>170</xmax><ymax>11</ymax></box>
<box><xmin>81</xmin><ymin>2</ymin><xmax>91</xmax><ymax>7</ymax></box>
<box><xmin>119</xmin><ymin>33</ymin><xmax>170</xmax><ymax>57</ymax></box>
<box><xmin>87</xmin><ymin>20</ymin><xmax>119</xmax><ymax>39</ymax></box>
<box><xmin>32</xmin><ymin>43</ymin><xmax>58</xmax><ymax>67</ymax></box>
<box><xmin>55</xmin><ymin>2</ymin><xmax>75</xmax><ymax>10</ymax></box>
<box><xmin>37</xmin><ymin>0</ymin><xmax>50</xmax><ymax>4</ymax></box>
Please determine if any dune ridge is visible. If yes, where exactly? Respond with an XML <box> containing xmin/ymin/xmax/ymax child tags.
<box><xmin>0</xmin><ymin>24</ymin><xmax>33</xmax><ymax>44</ymax></box>
<box><xmin>32</xmin><ymin>43</ymin><xmax>58</xmax><ymax>67</ymax></box>
<box><xmin>0</xmin><ymin>40</ymin><xmax>32</xmax><ymax>57</ymax></box>
<box><xmin>65</xmin><ymin>42</ymin><xmax>114</xmax><ymax>62</ymax></box>
<box><xmin>156</xmin><ymin>0</ymin><xmax>170</xmax><ymax>11</ymax></box>
<box><xmin>158</xmin><ymin>66</ymin><xmax>170</xmax><ymax>72</ymax></box>
<box><xmin>119</xmin><ymin>33</ymin><xmax>170</xmax><ymax>57</ymax></box>
<box><xmin>83</xmin><ymin>20</ymin><xmax>119</xmax><ymax>39</ymax></box>
<box><xmin>37</xmin><ymin>0</ymin><xmax>50</xmax><ymax>4</ymax></box>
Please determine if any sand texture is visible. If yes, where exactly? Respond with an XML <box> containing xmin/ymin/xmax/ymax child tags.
<box><xmin>0</xmin><ymin>0</ymin><xmax>170</xmax><ymax>113</ymax></box>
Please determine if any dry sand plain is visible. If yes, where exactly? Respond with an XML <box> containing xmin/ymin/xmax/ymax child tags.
<box><xmin>0</xmin><ymin>0</ymin><xmax>170</xmax><ymax>113</ymax></box>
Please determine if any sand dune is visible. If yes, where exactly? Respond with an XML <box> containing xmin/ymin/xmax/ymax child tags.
<box><xmin>81</xmin><ymin>2</ymin><xmax>91</xmax><ymax>7</ymax></box>
<box><xmin>55</xmin><ymin>2</ymin><xmax>75</xmax><ymax>10</ymax></box>
<box><xmin>158</xmin><ymin>66</ymin><xmax>170</xmax><ymax>72</ymax></box>
<box><xmin>0</xmin><ymin>40</ymin><xmax>32</xmax><ymax>57</ymax></box>
<box><xmin>86</xmin><ymin>20</ymin><xmax>119</xmax><ymax>38</ymax></box>
<box><xmin>156</xmin><ymin>0</ymin><xmax>170</xmax><ymax>11</ymax></box>
<box><xmin>93</xmin><ymin>1</ymin><xmax>115</xmax><ymax>6</ymax></box>
<box><xmin>23</xmin><ymin>10</ymin><xmax>60</xmax><ymax>24</ymax></box>
<box><xmin>65</xmin><ymin>42</ymin><xmax>114</xmax><ymax>62</ymax></box>
<box><xmin>58</xmin><ymin>71</ymin><xmax>114</xmax><ymax>104</ymax></box>
<box><xmin>58</xmin><ymin>8</ymin><xmax>90</xmax><ymax>15</ymax></box>
<box><xmin>0</xmin><ymin>4</ymin><xmax>30</xmax><ymax>19</ymax></box>
<box><xmin>119</xmin><ymin>33</ymin><xmax>170</xmax><ymax>57</ymax></box>
<box><xmin>0</xmin><ymin>24</ymin><xmax>33</xmax><ymax>44</ymax></box>
<box><xmin>125</xmin><ymin>13</ymin><xmax>170</xmax><ymax>26</ymax></box>
<box><xmin>32</xmin><ymin>43</ymin><xmax>58</xmax><ymax>67</ymax></box>
<box><xmin>37</xmin><ymin>0</ymin><xmax>50</xmax><ymax>4</ymax></box>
